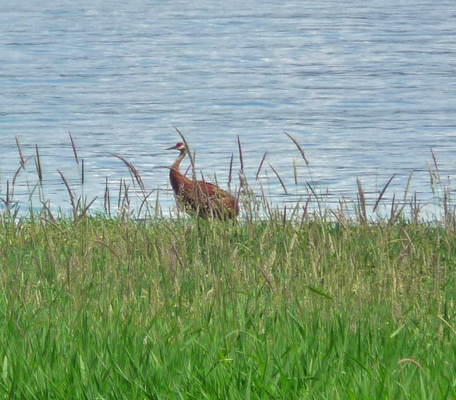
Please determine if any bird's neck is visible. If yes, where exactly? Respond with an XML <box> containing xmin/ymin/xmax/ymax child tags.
<box><xmin>170</xmin><ymin>150</ymin><xmax>189</xmax><ymax>194</ymax></box>
<box><xmin>171</xmin><ymin>150</ymin><xmax>187</xmax><ymax>174</ymax></box>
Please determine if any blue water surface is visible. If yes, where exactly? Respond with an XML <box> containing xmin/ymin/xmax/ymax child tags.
<box><xmin>1</xmin><ymin>1</ymin><xmax>456</xmax><ymax>218</ymax></box>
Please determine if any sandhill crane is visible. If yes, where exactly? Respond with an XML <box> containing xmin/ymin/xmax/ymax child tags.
<box><xmin>167</xmin><ymin>142</ymin><xmax>239</xmax><ymax>220</ymax></box>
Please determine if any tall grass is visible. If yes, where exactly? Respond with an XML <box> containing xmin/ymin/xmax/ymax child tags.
<box><xmin>0</xmin><ymin>133</ymin><xmax>455</xmax><ymax>398</ymax></box>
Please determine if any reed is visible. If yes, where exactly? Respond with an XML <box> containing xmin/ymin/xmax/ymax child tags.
<box><xmin>0</xmin><ymin>133</ymin><xmax>455</xmax><ymax>399</ymax></box>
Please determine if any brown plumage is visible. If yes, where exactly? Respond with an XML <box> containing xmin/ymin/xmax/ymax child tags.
<box><xmin>167</xmin><ymin>142</ymin><xmax>239</xmax><ymax>220</ymax></box>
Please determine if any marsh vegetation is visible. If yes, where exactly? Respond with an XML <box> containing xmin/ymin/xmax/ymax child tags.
<box><xmin>0</xmin><ymin>135</ymin><xmax>455</xmax><ymax>399</ymax></box>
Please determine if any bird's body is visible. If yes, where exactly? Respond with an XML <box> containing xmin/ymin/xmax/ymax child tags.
<box><xmin>167</xmin><ymin>142</ymin><xmax>239</xmax><ymax>220</ymax></box>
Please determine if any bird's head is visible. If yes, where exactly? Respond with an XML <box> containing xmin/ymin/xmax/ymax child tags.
<box><xmin>166</xmin><ymin>142</ymin><xmax>187</xmax><ymax>152</ymax></box>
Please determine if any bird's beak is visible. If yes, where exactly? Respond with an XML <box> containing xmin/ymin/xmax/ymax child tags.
<box><xmin>166</xmin><ymin>145</ymin><xmax>177</xmax><ymax>150</ymax></box>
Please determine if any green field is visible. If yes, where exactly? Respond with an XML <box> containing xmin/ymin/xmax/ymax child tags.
<box><xmin>0</xmin><ymin>210</ymin><xmax>455</xmax><ymax>399</ymax></box>
<box><xmin>0</xmin><ymin>135</ymin><xmax>454</xmax><ymax>398</ymax></box>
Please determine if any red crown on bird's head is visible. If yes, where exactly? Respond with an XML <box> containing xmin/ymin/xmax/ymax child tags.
<box><xmin>166</xmin><ymin>142</ymin><xmax>187</xmax><ymax>151</ymax></box>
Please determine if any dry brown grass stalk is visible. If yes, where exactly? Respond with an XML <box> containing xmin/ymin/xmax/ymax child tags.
<box><xmin>269</xmin><ymin>164</ymin><xmax>288</xmax><ymax>195</ymax></box>
<box><xmin>58</xmin><ymin>169</ymin><xmax>76</xmax><ymax>215</ymax></box>
<box><xmin>256</xmin><ymin>151</ymin><xmax>267</xmax><ymax>181</ymax></box>
<box><xmin>173</xmin><ymin>126</ymin><xmax>196</xmax><ymax>182</ymax></box>
<box><xmin>356</xmin><ymin>178</ymin><xmax>367</xmax><ymax>223</ymax></box>
<box><xmin>104</xmin><ymin>177</ymin><xmax>111</xmax><ymax>216</ymax></box>
<box><xmin>293</xmin><ymin>157</ymin><xmax>298</xmax><ymax>185</ymax></box>
<box><xmin>38</xmin><ymin>216</ymin><xmax>66</xmax><ymax>235</ymax></box>
<box><xmin>389</xmin><ymin>172</ymin><xmax>414</xmax><ymax>224</ymax></box>
<box><xmin>258</xmin><ymin>265</ymin><xmax>275</xmax><ymax>294</ymax></box>
<box><xmin>430</xmin><ymin>148</ymin><xmax>440</xmax><ymax>182</ymax></box>
<box><xmin>15</xmin><ymin>136</ymin><xmax>26</xmax><ymax>169</ymax></box>
<box><xmin>284</xmin><ymin>131</ymin><xmax>309</xmax><ymax>165</ymax></box>
<box><xmin>35</xmin><ymin>145</ymin><xmax>43</xmax><ymax>185</ymax></box>
<box><xmin>112</xmin><ymin>154</ymin><xmax>146</xmax><ymax>193</ymax></box>
<box><xmin>373</xmin><ymin>174</ymin><xmax>396</xmax><ymax>213</ymax></box>
<box><xmin>95</xmin><ymin>239</ymin><xmax>121</xmax><ymax>261</ymax></box>
<box><xmin>237</xmin><ymin>135</ymin><xmax>244</xmax><ymax>174</ymax></box>
<box><xmin>69</xmin><ymin>132</ymin><xmax>79</xmax><ymax>165</ymax></box>
<box><xmin>228</xmin><ymin>153</ymin><xmax>234</xmax><ymax>190</ymax></box>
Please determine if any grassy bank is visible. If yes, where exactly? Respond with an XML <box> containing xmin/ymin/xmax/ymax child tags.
<box><xmin>0</xmin><ymin>134</ymin><xmax>454</xmax><ymax>398</ymax></box>
<box><xmin>0</xmin><ymin>212</ymin><xmax>455</xmax><ymax>399</ymax></box>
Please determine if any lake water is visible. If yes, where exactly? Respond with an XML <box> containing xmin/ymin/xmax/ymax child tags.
<box><xmin>1</xmin><ymin>1</ymin><xmax>456</xmax><ymax>219</ymax></box>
